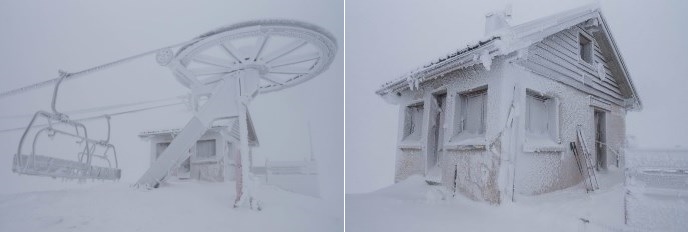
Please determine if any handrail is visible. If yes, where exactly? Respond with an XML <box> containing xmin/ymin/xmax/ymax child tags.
<box><xmin>595</xmin><ymin>140</ymin><xmax>623</xmax><ymax>167</ymax></box>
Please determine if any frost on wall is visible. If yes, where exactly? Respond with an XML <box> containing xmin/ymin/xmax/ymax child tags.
<box><xmin>508</xmin><ymin>24</ymin><xmax>629</xmax><ymax>195</ymax></box>
<box><xmin>445</xmin><ymin>149</ymin><xmax>500</xmax><ymax>203</ymax></box>
<box><xmin>382</xmin><ymin>4</ymin><xmax>639</xmax><ymax>205</ymax></box>
<box><xmin>194</xmin><ymin>163</ymin><xmax>225</xmax><ymax>182</ymax></box>
<box><xmin>392</xmin><ymin>58</ymin><xmax>504</xmax><ymax>203</ymax></box>
<box><xmin>391</xmin><ymin>46</ymin><xmax>629</xmax><ymax>202</ymax></box>
<box><xmin>511</xmin><ymin>64</ymin><xmax>589</xmax><ymax>195</ymax></box>
<box><xmin>395</xmin><ymin>149</ymin><xmax>425</xmax><ymax>182</ymax></box>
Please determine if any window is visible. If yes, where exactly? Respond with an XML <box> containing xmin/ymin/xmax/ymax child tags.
<box><xmin>197</xmin><ymin>139</ymin><xmax>216</xmax><ymax>158</ymax></box>
<box><xmin>454</xmin><ymin>88</ymin><xmax>487</xmax><ymax>137</ymax></box>
<box><xmin>579</xmin><ymin>33</ymin><xmax>593</xmax><ymax>64</ymax></box>
<box><xmin>525</xmin><ymin>90</ymin><xmax>558</xmax><ymax>141</ymax></box>
<box><xmin>403</xmin><ymin>102</ymin><xmax>424</xmax><ymax>141</ymax></box>
<box><xmin>227</xmin><ymin>142</ymin><xmax>234</xmax><ymax>162</ymax></box>
<box><xmin>156</xmin><ymin>142</ymin><xmax>170</xmax><ymax>159</ymax></box>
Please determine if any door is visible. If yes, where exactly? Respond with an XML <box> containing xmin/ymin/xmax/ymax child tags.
<box><xmin>594</xmin><ymin>110</ymin><xmax>607</xmax><ymax>170</ymax></box>
<box><xmin>428</xmin><ymin>93</ymin><xmax>446</xmax><ymax>171</ymax></box>
<box><xmin>178</xmin><ymin>157</ymin><xmax>191</xmax><ymax>179</ymax></box>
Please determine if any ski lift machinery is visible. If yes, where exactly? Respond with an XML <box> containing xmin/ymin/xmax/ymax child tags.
<box><xmin>145</xmin><ymin>20</ymin><xmax>336</xmax><ymax>207</ymax></box>
<box><xmin>9</xmin><ymin>19</ymin><xmax>336</xmax><ymax>206</ymax></box>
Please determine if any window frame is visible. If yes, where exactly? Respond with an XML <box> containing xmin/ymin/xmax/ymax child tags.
<box><xmin>402</xmin><ymin>101</ymin><xmax>425</xmax><ymax>143</ymax></box>
<box><xmin>525</xmin><ymin>92</ymin><xmax>551</xmax><ymax>137</ymax></box>
<box><xmin>579</xmin><ymin>32</ymin><xmax>594</xmax><ymax>65</ymax></box>
<box><xmin>196</xmin><ymin>139</ymin><xmax>217</xmax><ymax>158</ymax></box>
<box><xmin>455</xmin><ymin>88</ymin><xmax>487</xmax><ymax>136</ymax></box>
<box><xmin>524</xmin><ymin>90</ymin><xmax>562</xmax><ymax>152</ymax></box>
<box><xmin>448</xmin><ymin>87</ymin><xmax>488</xmax><ymax>147</ymax></box>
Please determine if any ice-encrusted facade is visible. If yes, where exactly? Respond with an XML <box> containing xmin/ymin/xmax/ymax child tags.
<box><xmin>139</xmin><ymin>123</ymin><xmax>258</xmax><ymax>182</ymax></box>
<box><xmin>376</xmin><ymin>5</ymin><xmax>641</xmax><ymax>204</ymax></box>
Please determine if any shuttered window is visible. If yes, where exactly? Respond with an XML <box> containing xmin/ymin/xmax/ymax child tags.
<box><xmin>455</xmin><ymin>88</ymin><xmax>487</xmax><ymax>136</ymax></box>
<box><xmin>525</xmin><ymin>90</ymin><xmax>559</xmax><ymax>141</ymax></box>
<box><xmin>403</xmin><ymin>102</ymin><xmax>424</xmax><ymax>141</ymax></box>
<box><xmin>579</xmin><ymin>33</ymin><xmax>593</xmax><ymax>64</ymax></box>
<box><xmin>526</xmin><ymin>93</ymin><xmax>550</xmax><ymax>137</ymax></box>
<box><xmin>197</xmin><ymin>139</ymin><xmax>216</xmax><ymax>158</ymax></box>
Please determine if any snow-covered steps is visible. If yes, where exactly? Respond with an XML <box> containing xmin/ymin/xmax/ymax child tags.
<box><xmin>425</xmin><ymin>166</ymin><xmax>442</xmax><ymax>185</ymax></box>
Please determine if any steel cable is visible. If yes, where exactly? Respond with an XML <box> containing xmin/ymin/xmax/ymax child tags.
<box><xmin>0</xmin><ymin>101</ymin><xmax>186</xmax><ymax>133</ymax></box>
<box><xmin>0</xmin><ymin>39</ymin><xmax>200</xmax><ymax>99</ymax></box>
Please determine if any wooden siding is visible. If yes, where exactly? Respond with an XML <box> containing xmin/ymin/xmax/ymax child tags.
<box><xmin>517</xmin><ymin>24</ymin><xmax>624</xmax><ymax>105</ymax></box>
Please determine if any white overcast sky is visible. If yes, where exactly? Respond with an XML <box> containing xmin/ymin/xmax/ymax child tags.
<box><xmin>346</xmin><ymin>0</ymin><xmax>688</xmax><ymax>193</ymax></box>
<box><xmin>0</xmin><ymin>0</ymin><xmax>343</xmax><ymax>210</ymax></box>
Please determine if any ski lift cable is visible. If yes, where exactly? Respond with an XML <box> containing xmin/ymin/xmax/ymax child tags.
<box><xmin>0</xmin><ymin>101</ymin><xmax>186</xmax><ymax>134</ymax></box>
<box><xmin>0</xmin><ymin>38</ymin><xmax>201</xmax><ymax>100</ymax></box>
<box><xmin>0</xmin><ymin>94</ymin><xmax>188</xmax><ymax>120</ymax></box>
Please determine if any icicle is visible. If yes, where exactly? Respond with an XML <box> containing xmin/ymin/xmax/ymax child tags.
<box><xmin>406</xmin><ymin>75</ymin><xmax>420</xmax><ymax>91</ymax></box>
<box><xmin>479</xmin><ymin>50</ymin><xmax>493</xmax><ymax>71</ymax></box>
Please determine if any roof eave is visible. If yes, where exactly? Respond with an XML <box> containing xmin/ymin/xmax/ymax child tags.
<box><xmin>375</xmin><ymin>40</ymin><xmax>502</xmax><ymax>96</ymax></box>
<box><xmin>376</xmin><ymin>4</ymin><xmax>643</xmax><ymax>111</ymax></box>
<box><xmin>597</xmin><ymin>12</ymin><xmax>643</xmax><ymax>111</ymax></box>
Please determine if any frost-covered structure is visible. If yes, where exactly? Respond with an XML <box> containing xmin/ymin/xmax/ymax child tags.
<box><xmin>139</xmin><ymin>122</ymin><xmax>258</xmax><ymax>182</ymax></box>
<box><xmin>376</xmin><ymin>5</ymin><xmax>641</xmax><ymax>204</ymax></box>
<box><xmin>135</xmin><ymin>19</ymin><xmax>336</xmax><ymax>208</ymax></box>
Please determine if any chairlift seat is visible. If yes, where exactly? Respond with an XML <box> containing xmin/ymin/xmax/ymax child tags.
<box><xmin>14</xmin><ymin>154</ymin><xmax>121</xmax><ymax>180</ymax></box>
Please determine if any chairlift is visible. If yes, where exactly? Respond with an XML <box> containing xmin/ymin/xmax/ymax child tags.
<box><xmin>5</xmin><ymin>20</ymin><xmax>336</xmax><ymax>210</ymax></box>
<box><xmin>12</xmin><ymin>72</ymin><xmax>121</xmax><ymax>180</ymax></box>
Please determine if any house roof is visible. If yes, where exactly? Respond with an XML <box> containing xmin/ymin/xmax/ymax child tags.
<box><xmin>139</xmin><ymin>111</ymin><xmax>260</xmax><ymax>146</ymax></box>
<box><xmin>139</xmin><ymin>125</ymin><xmax>226</xmax><ymax>137</ymax></box>
<box><xmin>375</xmin><ymin>4</ymin><xmax>642</xmax><ymax>111</ymax></box>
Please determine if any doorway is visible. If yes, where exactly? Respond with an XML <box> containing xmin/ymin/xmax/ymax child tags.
<box><xmin>178</xmin><ymin>157</ymin><xmax>191</xmax><ymax>179</ymax></box>
<box><xmin>427</xmin><ymin>92</ymin><xmax>446</xmax><ymax>173</ymax></box>
<box><xmin>594</xmin><ymin>110</ymin><xmax>607</xmax><ymax>170</ymax></box>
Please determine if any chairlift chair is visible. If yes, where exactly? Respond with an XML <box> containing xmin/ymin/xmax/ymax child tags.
<box><xmin>13</xmin><ymin>73</ymin><xmax>121</xmax><ymax>181</ymax></box>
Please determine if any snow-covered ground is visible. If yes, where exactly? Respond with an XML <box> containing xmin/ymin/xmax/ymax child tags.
<box><xmin>347</xmin><ymin>169</ymin><xmax>634</xmax><ymax>232</ymax></box>
<box><xmin>0</xmin><ymin>181</ymin><xmax>342</xmax><ymax>232</ymax></box>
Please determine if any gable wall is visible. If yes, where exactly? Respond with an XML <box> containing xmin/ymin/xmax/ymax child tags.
<box><xmin>506</xmin><ymin>50</ymin><xmax>627</xmax><ymax>196</ymax></box>
<box><xmin>516</xmin><ymin>24</ymin><xmax>625</xmax><ymax>107</ymax></box>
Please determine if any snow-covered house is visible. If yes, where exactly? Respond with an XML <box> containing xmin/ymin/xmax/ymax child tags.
<box><xmin>376</xmin><ymin>5</ymin><xmax>641</xmax><ymax>204</ymax></box>
<box><xmin>139</xmin><ymin>120</ymin><xmax>259</xmax><ymax>182</ymax></box>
